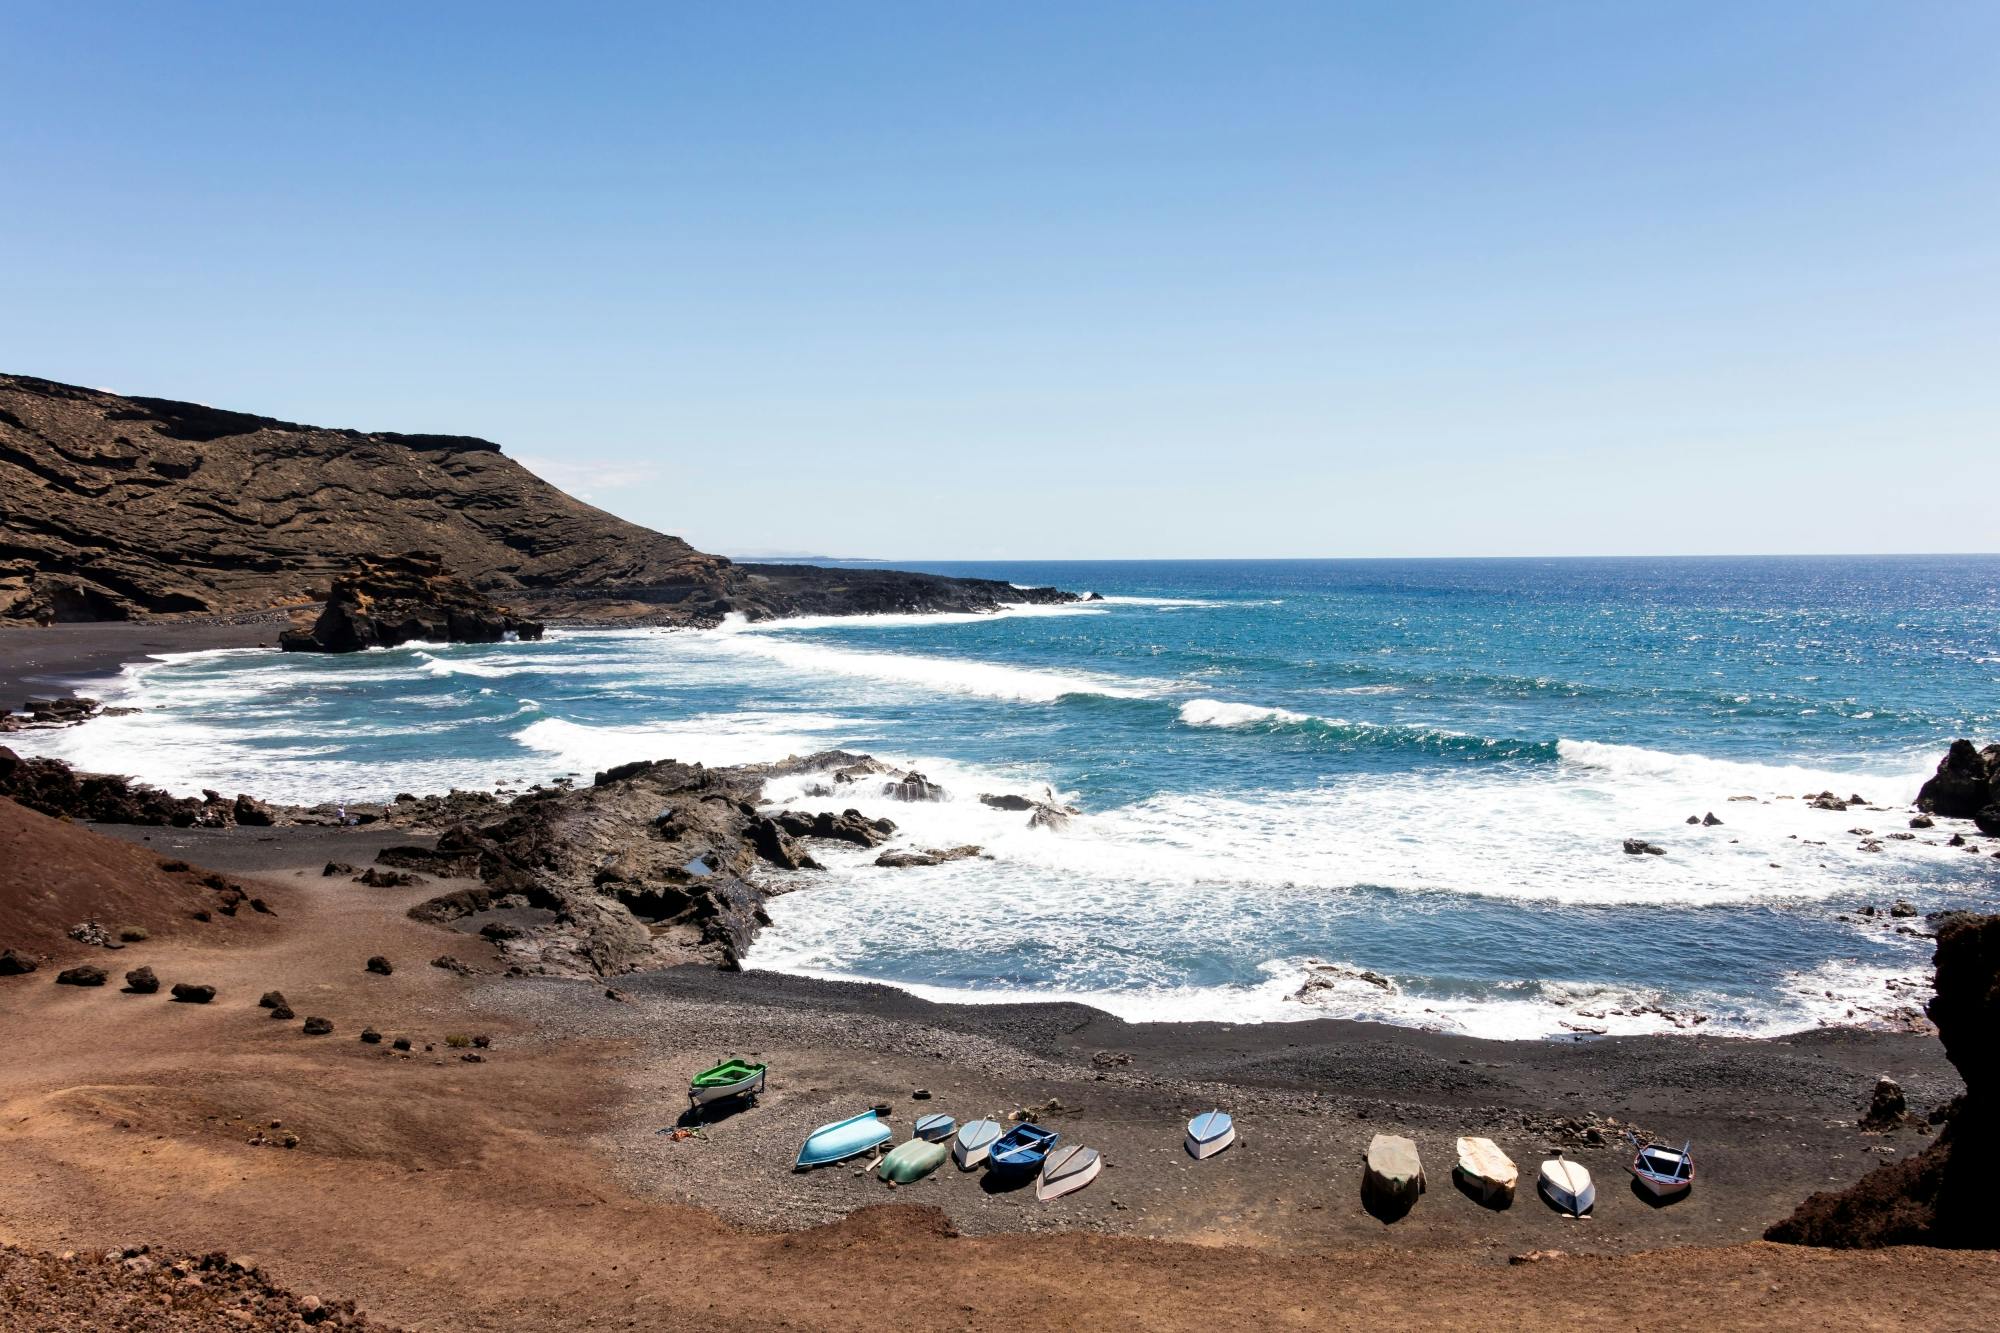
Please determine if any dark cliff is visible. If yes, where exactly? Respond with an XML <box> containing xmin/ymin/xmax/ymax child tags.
<box><xmin>0</xmin><ymin>374</ymin><xmax>1073</xmax><ymax>625</ymax></box>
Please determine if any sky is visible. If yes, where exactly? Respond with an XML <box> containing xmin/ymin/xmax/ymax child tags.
<box><xmin>3</xmin><ymin>2</ymin><xmax>1996</xmax><ymax>560</ymax></box>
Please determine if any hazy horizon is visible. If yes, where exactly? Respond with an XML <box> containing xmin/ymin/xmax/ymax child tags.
<box><xmin>5</xmin><ymin>2</ymin><xmax>1996</xmax><ymax>560</ymax></box>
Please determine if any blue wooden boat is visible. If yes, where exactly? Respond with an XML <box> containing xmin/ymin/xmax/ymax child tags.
<box><xmin>913</xmin><ymin>1112</ymin><xmax>957</xmax><ymax>1143</ymax></box>
<box><xmin>793</xmin><ymin>1111</ymin><xmax>892</xmax><ymax>1171</ymax></box>
<box><xmin>986</xmin><ymin>1122</ymin><xmax>1059</xmax><ymax>1178</ymax></box>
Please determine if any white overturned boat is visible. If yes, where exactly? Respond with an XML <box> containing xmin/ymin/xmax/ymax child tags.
<box><xmin>1538</xmin><ymin>1154</ymin><xmax>1595</xmax><ymax>1217</ymax></box>
<box><xmin>1454</xmin><ymin>1136</ymin><xmax>1517</xmax><ymax>1206</ymax></box>
<box><xmin>1037</xmin><ymin>1144</ymin><xmax>1101</xmax><ymax>1201</ymax></box>
<box><xmin>1627</xmin><ymin>1134</ymin><xmax>1694</xmax><ymax>1200</ymax></box>
<box><xmin>953</xmin><ymin>1117</ymin><xmax>1003</xmax><ymax>1169</ymax></box>
<box><xmin>1186</xmin><ymin>1109</ymin><xmax>1235</xmax><ymax>1159</ymax></box>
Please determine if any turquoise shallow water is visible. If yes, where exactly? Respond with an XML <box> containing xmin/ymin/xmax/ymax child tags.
<box><xmin>26</xmin><ymin>555</ymin><xmax>2000</xmax><ymax>1037</ymax></box>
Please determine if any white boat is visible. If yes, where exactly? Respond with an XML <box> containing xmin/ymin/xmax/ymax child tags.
<box><xmin>1538</xmin><ymin>1154</ymin><xmax>1595</xmax><ymax>1217</ymax></box>
<box><xmin>1454</xmin><ymin>1136</ymin><xmax>1517</xmax><ymax>1206</ymax></box>
<box><xmin>1627</xmin><ymin>1135</ymin><xmax>1694</xmax><ymax>1199</ymax></box>
<box><xmin>953</xmin><ymin>1117</ymin><xmax>1003</xmax><ymax>1169</ymax></box>
<box><xmin>1185</xmin><ymin>1109</ymin><xmax>1235</xmax><ymax>1159</ymax></box>
<box><xmin>1036</xmin><ymin>1144</ymin><xmax>1101</xmax><ymax>1201</ymax></box>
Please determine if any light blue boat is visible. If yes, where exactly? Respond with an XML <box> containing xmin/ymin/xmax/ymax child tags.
<box><xmin>913</xmin><ymin>1112</ymin><xmax>957</xmax><ymax>1143</ymax></box>
<box><xmin>1186</xmin><ymin>1109</ymin><xmax>1236</xmax><ymax>1159</ymax></box>
<box><xmin>794</xmin><ymin>1111</ymin><xmax>892</xmax><ymax>1171</ymax></box>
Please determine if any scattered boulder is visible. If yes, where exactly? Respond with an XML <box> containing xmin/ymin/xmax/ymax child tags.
<box><xmin>1890</xmin><ymin>901</ymin><xmax>1918</xmax><ymax>919</ymax></box>
<box><xmin>231</xmin><ymin>793</ymin><xmax>276</xmax><ymax>827</ymax></box>
<box><xmin>392</xmin><ymin>1037</ymin><xmax>412</xmax><ymax>1051</ymax></box>
<box><xmin>301</xmin><ymin>1016</ymin><xmax>333</xmax><ymax>1035</ymax></box>
<box><xmin>359</xmin><ymin>1028</ymin><xmax>383</xmax><ymax>1044</ymax></box>
<box><xmin>55</xmin><ymin>964</ymin><xmax>107</xmax><ymax>987</ymax></box>
<box><xmin>364</xmin><ymin>955</ymin><xmax>394</xmax><ymax>976</ymax></box>
<box><xmin>278</xmin><ymin>551</ymin><xmax>544</xmax><ymax>653</ymax></box>
<box><xmin>122</xmin><ymin>965</ymin><xmax>159</xmax><ymax>994</ymax></box>
<box><xmin>432</xmin><ymin>955</ymin><xmax>474</xmax><ymax>976</ymax></box>
<box><xmin>978</xmin><ymin>793</ymin><xmax>1036</xmax><ymax>812</ymax></box>
<box><xmin>354</xmin><ymin>867</ymin><xmax>423</xmax><ymax>888</ymax></box>
<box><xmin>1621</xmin><ymin>838</ymin><xmax>1666</xmax><ymax>856</ymax></box>
<box><xmin>1808</xmin><ymin>792</ymin><xmax>1849</xmax><ymax>811</ymax></box>
<box><xmin>270</xmin><ymin>1003</ymin><xmax>295</xmax><ymax>1019</ymax></box>
<box><xmin>1702</xmin><ymin>812</ymin><xmax>1723</xmax><ymax>826</ymax></box>
<box><xmin>169</xmin><ymin>983</ymin><xmax>215</xmax><ymax>1004</ymax></box>
<box><xmin>0</xmin><ymin>948</ymin><xmax>37</xmax><ymax>976</ymax></box>
<box><xmin>322</xmin><ymin>861</ymin><xmax>357</xmax><ymax>877</ymax></box>
<box><xmin>1861</xmin><ymin>1076</ymin><xmax>1908</xmax><ymax>1129</ymax></box>
<box><xmin>1910</xmin><ymin>815</ymin><xmax>1934</xmax><ymax>830</ymax></box>
<box><xmin>257</xmin><ymin>990</ymin><xmax>287</xmax><ymax>1009</ymax></box>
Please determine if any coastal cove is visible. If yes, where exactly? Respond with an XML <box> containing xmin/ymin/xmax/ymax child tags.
<box><xmin>10</xmin><ymin>555</ymin><xmax>1998</xmax><ymax>1043</ymax></box>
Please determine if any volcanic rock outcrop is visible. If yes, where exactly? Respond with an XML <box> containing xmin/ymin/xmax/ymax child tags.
<box><xmin>278</xmin><ymin>552</ymin><xmax>543</xmax><ymax>652</ymax></box>
<box><xmin>0</xmin><ymin>373</ymin><xmax>1076</xmax><ymax>625</ymax></box>
<box><xmin>1916</xmin><ymin>739</ymin><xmax>2000</xmax><ymax>836</ymax></box>
<box><xmin>390</xmin><ymin>751</ymin><xmax>900</xmax><ymax>975</ymax></box>
<box><xmin>1766</xmin><ymin>912</ymin><xmax>2000</xmax><ymax>1248</ymax></box>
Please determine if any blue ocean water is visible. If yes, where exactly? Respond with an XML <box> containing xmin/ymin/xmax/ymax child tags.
<box><xmin>28</xmin><ymin>556</ymin><xmax>2000</xmax><ymax>1038</ymax></box>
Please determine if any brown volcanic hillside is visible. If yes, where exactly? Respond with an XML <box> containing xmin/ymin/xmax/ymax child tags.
<box><xmin>0</xmin><ymin>374</ymin><xmax>745</xmax><ymax>623</ymax></box>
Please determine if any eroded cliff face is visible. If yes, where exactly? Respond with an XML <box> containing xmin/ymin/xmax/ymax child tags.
<box><xmin>0</xmin><ymin>374</ymin><xmax>1077</xmax><ymax>626</ymax></box>
<box><xmin>1767</xmin><ymin>912</ymin><xmax>2000</xmax><ymax>1249</ymax></box>
<box><xmin>0</xmin><ymin>374</ymin><xmax>742</xmax><ymax>623</ymax></box>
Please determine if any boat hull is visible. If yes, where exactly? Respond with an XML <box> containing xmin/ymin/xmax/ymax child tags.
<box><xmin>1186</xmin><ymin>1125</ymin><xmax>1236</xmax><ymax>1159</ymax></box>
<box><xmin>1037</xmin><ymin>1145</ymin><xmax>1101</xmax><ymax>1201</ymax></box>
<box><xmin>795</xmin><ymin>1112</ymin><xmax>892</xmax><ymax>1171</ymax></box>
<box><xmin>914</xmin><ymin>1113</ymin><xmax>957</xmax><ymax>1143</ymax></box>
<box><xmin>689</xmin><ymin>1069</ymin><xmax>766</xmax><ymax>1106</ymax></box>
<box><xmin>953</xmin><ymin>1119</ymin><xmax>1002</xmax><ymax>1169</ymax></box>
<box><xmin>878</xmin><ymin>1139</ymin><xmax>949</xmax><ymax>1184</ymax></box>
<box><xmin>1538</xmin><ymin>1160</ymin><xmax>1595</xmax><ymax>1217</ymax></box>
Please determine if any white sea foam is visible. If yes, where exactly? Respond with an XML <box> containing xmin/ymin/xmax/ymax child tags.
<box><xmin>729</xmin><ymin>603</ymin><xmax>1106</xmax><ymax>632</ymax></box>
<box><xmin>513</xmin><ymin>712</ymin><xmax>861</xmax><ymax>772</ymax></box>
<box><xmin>700</xmin><ymin>630</ymin><xmax>1159</xmax><ymax>702</ymax></box>
<box><xmin>1177</xmin><ymin>699</ymin><xmax>1311</xmax><ymax>728</ymax></box>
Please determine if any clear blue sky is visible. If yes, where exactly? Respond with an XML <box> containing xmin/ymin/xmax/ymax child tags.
<box><xmin>4</xmin><ymin>2</ymin><xmax>1995</xmax><ymax>559</ymax></box>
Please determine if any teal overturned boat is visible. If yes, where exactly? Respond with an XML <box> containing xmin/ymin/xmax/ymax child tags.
<box><xmin>794</xmin><ymin>1111</ymin><xmax>892</xmax><ymax>1171</ymax></box>
<box><xmin>877</xmin><ymin>1137</ymin><xmax>949</xmax><ymax>1184</ymax></box>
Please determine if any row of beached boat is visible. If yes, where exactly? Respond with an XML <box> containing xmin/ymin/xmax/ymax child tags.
<box><xmin>687</xmin><ymin>1061</ymin><xmax>1691</xmax><ymax>1215</ymax></box>
<box><xmin>1408</xmin><ymin>1132</ymin><xmax>1694</xmax><ymax>1217</ymax></box>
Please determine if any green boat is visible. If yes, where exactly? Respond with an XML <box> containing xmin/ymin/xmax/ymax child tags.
<box><xmin>689</xmin><ymin>1058</ymin><xmax>767</xmax><ymax>1108</ymax></box>
<box><xmin>877</xmin><ymin>1137</ymin><xmax>949</xmax><ymax>1184</ymax></box>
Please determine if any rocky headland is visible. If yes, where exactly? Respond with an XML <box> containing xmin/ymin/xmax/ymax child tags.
<box><xmin>0</xmin><ymin>372</ymin><xmax>1075</xmax><ymax>628</ymax></box>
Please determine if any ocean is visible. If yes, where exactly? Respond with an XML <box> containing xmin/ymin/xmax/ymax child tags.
<box><xmin>23</xmin><ymin>555</ymin><xmax>2000</xmax><ymax>1039</ymax></box>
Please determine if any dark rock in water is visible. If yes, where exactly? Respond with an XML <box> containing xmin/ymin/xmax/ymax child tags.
<box><xmin>0</xmin><ymin>948</ymin><xmax>37</xmax><ymax>976</ymax></box>
<box><xmin>1621</xmin><ymin>838</ymin><xmax>1666</xmax><ymax>856</ymax></box>
<box><xmin>55</xmin><ymin>964</ymin><xmax>107</xmax><ymax>986</ymax></box>
<box><xmin>1685</xmin><ymin>815</ymin><xmax>1700</xmax><ymax>825</ymax></box>
<box><xmin>280</xmin><ymin>551</ymin><xmax>544</xmax><ymax>653</ymax></box>
<box><xmin>0</xmin><ymin>695</ymin><xmax>108</xmax><ymax>731</ymax></box>
<box><xmin>1767</xmin><ymin>912</ymin><xmax>2000</xmax><ymax>1248</ymax></box>
<box><xmin>399</xmin><ymin>750</ymin><xmax>895</xmax><ymax>975</ymax></box>
<box><xmin>1085</xmin><ymin>591</ymin><xmax>1106</xmax><ymax>601</ymax></box>
<box><xmin>979</xmin><ymin>793</ymin><xmax>1036</xmax><ymax>811</ymax></box>
<box><xmin>1891</xmin><ymin>901</ymin><xmax>1918</xmax><ymax>918</ymax></box>
<box><xmin>1916</xmin><ymin>739</ymin><xmax>2000</xmax><ymax>819</ymax></box>
<box><xmin>1948</xmin><ymin>833</ymin><xmax>1966</xmax><ymax>848</ymax></box>
<box><xmin>0</xmin><ymin>744</ymin><xmax>225</xmax><ymax>826</ymax></box>
<box><xmin>301</xmin><ymin>1016</ymin><xmax>333</xmax><ymax>1035</ymax></box>
<box><xmin>875</xmin><ymin>845</ymin><xmax>984</xmax><ymax>869</ymax></box>
<box><xmin>1909</xmin><ymin>814</ymin><xmax>1934</xmax><ymax>829</ymax></box>
<box><xmin>123</xmin><ymin>965</ymin><xmax>160</xmax><ymax>994</ymax></box>
<box><xmin>1979</xmin><ymin>807</ymin><xmax>2000</xmax><ymax>838</ymax></box>
<box><xmin>1808</xmin><ymin>792</ymin><xmax>1848</xmax><ymax>811</ymax></box>
<box><xmin>170</xmin><ymin>982</ymin><xmax>215</xmax><ymax>1004</ymax></box>
<box><xmin>1702</xmin><ymin>812</ymin><xmax>1723</xmax><ymax>826</ymax></box>
<box><xmin>885</xmin><ymin>771</ymin><xmax>945</xmax><ymax>802</ymax></box>
<box><xmin>1028</xmin><ymin>803</ymin><xmax>1072</xmax><ymax>833</ymax></box>
<box><xmin>365</xmin><ymin>955</ymin><xmax>393</xmax><ymax>976</ymax></box>
<box><xmin>257</xmin><ymin>990</ymin><xmax>287</xmax><ymax>1009</ymax></box>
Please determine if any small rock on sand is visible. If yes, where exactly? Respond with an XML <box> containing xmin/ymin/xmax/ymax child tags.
<box><xmin>170</xmin><ymin>982</ymin><xmax>216</xmax><ymax>1004</ymax></box>
<box><xmin>360</xmin><ymin>1028</ymin><xmax>382</xmax><ymax>1044</ymax></box>
<box><xmin>302</xmin><ymin>1016</ymin><xmax>333</xmax><ymax>1035</ymax></box>
<box><xmin>258</xmin><ymin>990</ymin><xmax>287</xmax><ymax>1009</ymax></box>
<box><xmin>0</xmin><ymin>948</ymin><xmax>38</xmax><ymax>976</ymax></box>
<box><xmin>123</xmin><ymin>966</ymin><xmax>160</xmax><ymax>993</ymax></box>
<box><xmin>55</xmin><ymin>965</ymin><xmax>107</xmax><ymax>987</ymax></box>
<box><xmin>365</xmin><ymin>955</ymin><xmax>393</xmax><ymax>975</ymax></box>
